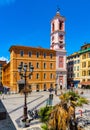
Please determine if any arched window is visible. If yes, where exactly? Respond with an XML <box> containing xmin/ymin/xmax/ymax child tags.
<box><xmin>59</xmin><ymin>21</ymin><xmax>63</xmax><ymax>30</ymax></box>
<box><xmin>52</xmin><ymin>23</ymin><xmax>54</xmax><ymax>32</ymax></box>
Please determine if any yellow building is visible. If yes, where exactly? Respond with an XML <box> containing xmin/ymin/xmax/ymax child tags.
<box><xmin>79</xmin><ymin>43</ymin><xmax>90</xmax><ymax>87</ymax></box>
<box><xmin>67</xmin><ymin>43</ymin><xmax>90</xmax><ymax>88</ymax></box>
<box><xmin>0</xmin><ymin>60</ymin><xmax>6</xmax><ymax>86</ymax></box>
<box><xmin>2</xmin><ymin>45</ymin><xmax>56</xmax><ymax>93</ymax></box>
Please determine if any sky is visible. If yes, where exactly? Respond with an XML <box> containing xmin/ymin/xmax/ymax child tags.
<box><xmin>0</xmin><ymin>0</ymin><xmax>90</xmax><ymax>61</ymax></box>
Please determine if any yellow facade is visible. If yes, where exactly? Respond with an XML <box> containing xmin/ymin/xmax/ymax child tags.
<box><xmin>67</xmin><ymin>43</ymin><xmax>90</xmax><ymax>88</ymax></box>
<box><xmin>0</xmin><ymin>60</ymin><xmax>6</xmax><ymax>85</ymax></box>
<box><xmin>79</xmin><ymin>44</ymin><xmax>90</xmax><ymax>86</ymax></box>
<box><xmin>3</xmin><ymin>45</ymin><xmax>56</xmax><ymax>93</ymax></box>
<box><xmin>2</xmin><ymin>62</ymin><xmax>10</xmax><ymax>87</ymax></box>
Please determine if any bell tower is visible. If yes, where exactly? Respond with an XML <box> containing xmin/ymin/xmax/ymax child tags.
<box><xmin>50</xmin><ymin>9</ymin><xmax>67</xmax><ymax>89</ymax></box>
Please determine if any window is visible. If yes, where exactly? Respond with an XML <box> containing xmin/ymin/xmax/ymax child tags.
<box><xmin>50</xmin><ymin>53</ymin><xmax>53</xmax><ymax>59</ymax></box>
<box><xmin>52</xmin><ymin>36</ymin><xmax>54</xmax><ymax>41</ymax></box>
<box><xmin>44</xmin><ymin>63</ymin><xmax>46</xmax><ymax>69</ymax></box>
<box><xmin>50</xmin><ymin>83</ymin><xmax>53</xmax><ymax>89</ymax></box>
<box><xmin>82</xmin><ymin>71</ymin><xmax>86</xmax><ymax>76</ymax></box>
<box><xmin>36</xmin><ymin>73</ymin><xmax>39</xmax><ymax>79</ymax></box>
<box><xmin>50</xmin><ymin>63</ymin><xmax>53</xmax><ymax>69</ymax></box>
<box><xmin>77</xmin><ymin>73</ymin><xmax>79</xmax><ymax>77</ymax></box>
<box><xmin>88</xmin><ymin>61</ymin><xmax>90</xmax><ymax>67</ymax></box>
<box><xmin>59</xmin><ymin>21</ymin><xmax>63</xmax><ymax>30</ymax></box>
<box><xmin>28</xmin><ymin>51</ymin><xmax>32</xmax><ymax>57</ymax></box>
<box><xmin>73</xmin><ymin>73</ymin><xmax>75</xmax><ymax>78</ymax></box>
<box><xmin>74</xmin><ymin>61</ymin><xmax>76</xmax><ymax>64</ymax></box>
<box><xmin>36</xmin><ymin>84</ymin><xmax>40</xmax><ymax>91</ymax></box>
<box><xmin>50</xmin><ymin>73</ymin><xmax>53</xmax><ymax>79</ymax></box>
<box><xmin>44</xmin><ymin>84</ymin><xmax>46</xmax><ymax>90</ymax></box>
<box><xmin>20</xmin><ymin>50</ymin><xmax>24</xmax><ymax>57</ymax></box>
<box><xmin>77</xmin><ymin>60</ymin><xmax>80</xmax><ymax>63</ymax></box>
<box><xmin>44</xmin><ymin>73</ymin><xmax>46</xmax><ymax>79</ymax></box>
<box><xmin>88</xmin><ymin>53</ymin><xmax>90</xmax><ymax>58</ymax></box>
<box><xmin>59</xmin><ymin>41</ymin><xmax>63</xmax><ymax>44</ymax></box>
<box><xmin>74</xmin><ymin>66</ymin><xmax>76</xmax><ymax>71</ymax></box>
<box><xmin>60</xmin><ymin>45</ymin><xmax>63</xmax><ymax>49</ymax></box>
<box><xmin>82</xmin><ymin>79</ymin><xmax>85</xmax><ymax>82</ymax></box>
<box><xmin>77</xmin><ymin>66</ymin><xmax>79</xmax><ymax>71</ymax></box>
<box><xmin>29</xmin><ymin>85</ymin><xmax>32</xmax><ymax>91</ymax></box>
<box><xmin>36</xmin><ymin>62</ymin><xmax>39</xmax><ymax>68</ymax></box>
<box><xmin>29</xmin><ymin>62</ymin><xmax>31</xmax><ymax>68</ymax></box>
<box><xmin>59</xmin><ymin>56</ymin><xmax>63</xmax><ymax>68</ymax></box>
<box><xmin>43</xmin><ymin>53</ymin><xmax>46</xmax><ymax>58</ymax></box>
<box><xmin>88</xmin><ymin>70</ymin><xmax>90</xmax><ymax>76</ymax></box>
<box><xmin>52</xmin><ymin>23</ymin><xmax>54</xmax><ymax>32</ymax></box>
<box><xmin>59</xmin><ymin>35</ymin><xmax>63</xmax><ymax>40</ymax></box>
<box><xmin>29</xmin><ymin>74</ymin><xmax>32</xmax><ymax>79</ymax></box>
<box><xmin>82</xmin><ymin>62</ymin><xmax>86</xmax><ymax>68</ymax></box>
<box><xmin>36</xmin><ymin>52</ymin><xmax>39</xmax><ymax>58</ymax></box>
<box><xmin>82</xmin><ymin>54</ymin><xmax>86</xmax><ymax>59</ymax></box>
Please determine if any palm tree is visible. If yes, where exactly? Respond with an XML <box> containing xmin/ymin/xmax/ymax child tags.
<box><xmin>39</xmin><ymin>106</ymin><xmax>53</xmax><ymax>123</ymax></box>
<box><xmin>47</xmin><ymin>91</ymin><xmax>88</xmax><ymax>130</ymax></box>
<box><xmin>60</xmin><ymin>91</ymin><xmax>88</xmax><ymax>118</ymax></box>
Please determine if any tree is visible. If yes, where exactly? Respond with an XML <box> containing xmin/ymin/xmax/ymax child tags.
<box><xmin>47</xmin><ymin>91</ymin><xmax>88</xmax><ymax>130</ymax></box>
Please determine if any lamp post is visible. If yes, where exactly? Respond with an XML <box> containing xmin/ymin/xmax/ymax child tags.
<box><xmin>18</xmin><ymin>63</ymin><xmax>34</xmax><ymax>121</ymax></box>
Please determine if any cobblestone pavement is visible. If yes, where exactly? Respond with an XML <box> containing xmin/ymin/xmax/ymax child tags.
<box><xmin>0</xmin><ymin>89</ymin><xmax>90</xmax><ymax>130</ymax></box>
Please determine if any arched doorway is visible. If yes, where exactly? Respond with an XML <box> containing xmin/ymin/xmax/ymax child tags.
<box><xmin>36</xmin><ymin>84</ymin><xmax>40</xmax><ymax>92</ymax></box>
<box><xmin>43</xmin><ymin>83</ymin><xmax>47</xmax><ymax>91</ymax></box>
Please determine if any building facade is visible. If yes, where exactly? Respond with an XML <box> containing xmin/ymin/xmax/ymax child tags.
<box><xmin>0</xmin><ymin>60</ymin><xmax>6</xmax><ymax>86</ymax></box>
<box><xmin>67</xmin><ymin>52</ymin><xmax>80</xmax><ymax>88</ymax></box>
<box><xmin>50</xmin><ymin>10</ymin><xmax>67</xmax><ymax>89</ymax></box>
<box><xmin>79</xmin><ymin>43</ymin><xmax>90</xmax><ymax>87</ymax></box>
<box><xmin>67</xmin><ymin>43</ymin><xmax>90</xmax><ymax>88</ymax></box>
<box><xmin>2</xmin><ymin>46</ymin><xmax>56</xmax><ymax>93</ymax></box>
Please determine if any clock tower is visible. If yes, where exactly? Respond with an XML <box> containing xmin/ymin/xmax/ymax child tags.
<box><xmin>50</xmin><ymin>9</ymin><xmax>67</xmax><ymax>89</ymax></box>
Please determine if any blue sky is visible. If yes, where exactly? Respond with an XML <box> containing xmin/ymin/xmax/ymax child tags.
<box><xmin>0</xmin><ymin>0</ymin><xmax>90</xmax><ymax>61</ymax></box>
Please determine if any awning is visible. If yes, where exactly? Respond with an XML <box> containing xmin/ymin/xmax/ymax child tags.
<box><xmin>80</xmin><ymin>81</ymin><xmax>90</xmax><ymax>85</ymax></box>
<box><xmin>73</xmin><ymin>80</ymin><xmax>80</xmax><ymax>84</ymax></box>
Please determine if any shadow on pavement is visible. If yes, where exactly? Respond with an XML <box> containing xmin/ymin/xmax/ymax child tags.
<box><xmin>0</xmin><ymin>99</ymin><xmax>16</xmax><ymax>130</ymax></box>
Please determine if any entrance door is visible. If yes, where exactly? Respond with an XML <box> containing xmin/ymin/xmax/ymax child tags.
<box><xmin>44</xmin><ymin>84</ymin><xmax>47</xmax><ymax>91</ymax></box>
<box><xmin>36</xmin><ymin>84</ymin><xmax>40</xmax><ymax>92</ymax></box>
<box><xmin>18</xmin><ymin>84</ymin><xmax>24</xmax><ymax>92</ymax></box>
<box><xmin>59</xmin><ymin>76</ymin><xmax>63</xmax><ymax>89</ymax></box>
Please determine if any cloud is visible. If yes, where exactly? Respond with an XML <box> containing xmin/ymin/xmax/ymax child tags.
<box><xmin>0</xmin><ymin>56</ymin><xmax>9</xmax><ymax>63</ymax></box>
<box><xmin>0</xmin><ymin>0</ymin><xmax>15</xmax><ymax>6</ymax></box>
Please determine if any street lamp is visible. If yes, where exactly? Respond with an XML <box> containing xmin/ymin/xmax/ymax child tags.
<box><xmin>18</xmin><ymin>63</ymin><xmax>34</xmax><ymax>121</ymax></box>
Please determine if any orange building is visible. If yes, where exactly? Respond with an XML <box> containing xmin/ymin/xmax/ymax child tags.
<box><xmin>0</xmin><ymin>60</ymin><xmax>6</xmax><ymax>86</ymax></box>
<box><xmin>2</xmin><ymin>45</ymin><xmax>56</xmax><ymax>93</ymax></box>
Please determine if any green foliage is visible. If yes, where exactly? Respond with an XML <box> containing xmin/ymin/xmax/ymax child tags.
<box><xmin>41</xmin><ymin>123</ymin><xmax>48</xmax><ymax>130</ymax></box>
<box><xmin>39</xmin><ymin>106</ymin><xmax>53</xmax><ymax>123</ymax></box>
